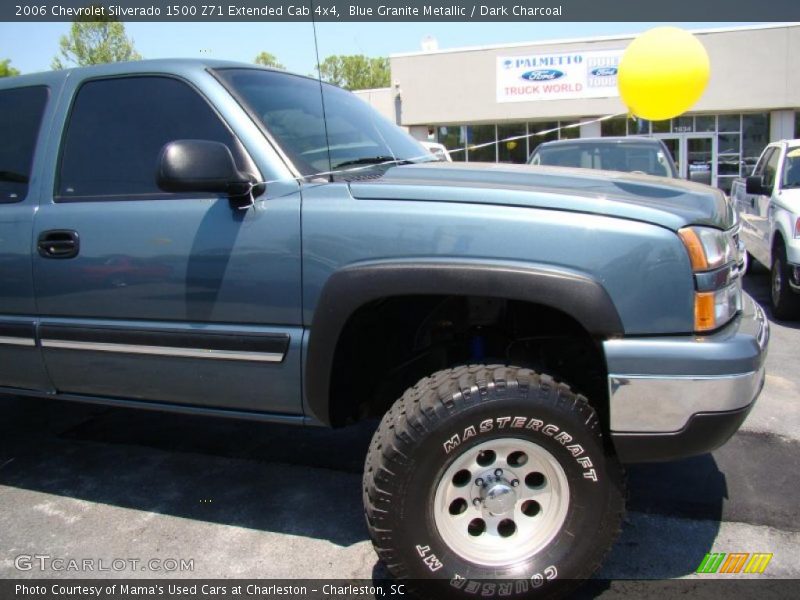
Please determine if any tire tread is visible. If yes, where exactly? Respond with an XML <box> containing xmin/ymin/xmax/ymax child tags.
<box><xmin>363</xmin><ymin>364</ymin><xmax>625</xmax><ymax>590</ymax></box>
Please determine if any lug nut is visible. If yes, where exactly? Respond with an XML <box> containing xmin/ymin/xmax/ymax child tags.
<box><xmin>475</xmin><ymin>478</ymin><xmax>484</xmax><ymax>487</ymax></box>
<box><xmin>511</xmin><ymin>479</ymin><xmax>520</xmax><ymax>487</ymax></box>
<box><xmin>494</xmin><ymin>468</ymin><xmax>503</xmax><ymax>477</ymax></box>
<box><xmin>473</xmin><ymin>498</ymin><xmax>481</xmax><ymax>507</ymax></box>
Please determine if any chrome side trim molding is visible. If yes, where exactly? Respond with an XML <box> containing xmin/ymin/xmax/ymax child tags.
<box><xmin>0</xmin><ymin>336</ymin><xmax>36</xmax><ymax>347</ymax></box>
<box><xmin>40</xmin><ymin>339</ymin><xmax>284</xmax><ymax>363</ymax></box>
<box><xmin>609</xmin><ymin>367</ymin><xmax>765</xmax><ymax>433</ymax></box>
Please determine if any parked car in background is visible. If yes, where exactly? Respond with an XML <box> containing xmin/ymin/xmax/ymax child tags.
<box><xmin>732</xmin><ymin>140</ymin><xmax>800</xmax><ymax>319</ymax></box>
<box><xmin>528</xmin><ymin>136</ymin><xmax>679</xmax><ymax>178</ymax></box>
<box><xmin>420</xmin><ymin>140</ymin><xmax>453</xmax><ymax>162</ymax></box>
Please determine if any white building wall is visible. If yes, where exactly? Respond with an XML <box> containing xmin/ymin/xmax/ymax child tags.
<box><xmin>389</xmin><ymin>24</ymin><xmax>800</xmax><ymax>126</ymax></box>
<box><xmin>353</xmin><ymin>87</ymin><xmax>399</xmax><ymax>124</ymax></box>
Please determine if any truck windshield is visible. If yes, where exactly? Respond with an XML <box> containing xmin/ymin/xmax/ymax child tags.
<box><xmin>782</xmin><ymin>148</ymin><xmax>800</xmax><ymax>189</ymax></box>
<box><xmin>529</xmin><ymin>142</ymin><xmax>675</xmax><ymax>177</ymax></box>
<box><xmin>214</xmin><ymin>68</ymin><xmax>431</xmax><ymax>178</ymax></box>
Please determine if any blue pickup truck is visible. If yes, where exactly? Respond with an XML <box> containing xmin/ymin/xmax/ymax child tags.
<box><xmin>0</xmin><ymin>60</ymin><xmax>768</xmax><ymax>598</ymax></box>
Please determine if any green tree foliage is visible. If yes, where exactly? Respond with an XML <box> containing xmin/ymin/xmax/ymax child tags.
<box><xmin>0</xmin><ymin>59</ymin><xmax>20</xmax><ymax>78</ymax></box>
<box><xmin>316</xmin><ymin>55</ymin><xmax>390</xmax><ymax>90</ymax></box>
<box><xmin>52</xmin><ymin>9</ymin><xmax>141</xmax><ymax>70</ymax></box>
<box><xmin>254</xmin><ymin>52</ymin><xmax>285</xmax><ymax>70</ymax></box>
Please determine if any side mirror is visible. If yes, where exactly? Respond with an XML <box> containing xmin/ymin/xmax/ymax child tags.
<box><xmin>157</xmin><ymin>140</ymin><xmax>253</xmax><ymax>197</ymax></box>
<box><xmin>745</xmin><ymin>175</ymin><xmax>765</xmax><ymax>195</ymax></box>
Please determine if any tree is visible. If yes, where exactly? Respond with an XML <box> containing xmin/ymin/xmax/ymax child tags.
<box><xmin>0</xmin><ymin>59</ymin><xmax>20</xmax><ymax>78</ymax></box>
<box><xmin>254</xmin><ymin>52</ymin><xmax>284</xmax><ymax>70</ymax></box>
<box><xmin>52</xmin><ymin>9</ymin><xmax>141</xmax><ymax>70</ymax></box>
<box><xmin>316</xmin><ymin>55</ymin><xmax>390</xmax><ymax>91</ymax></box>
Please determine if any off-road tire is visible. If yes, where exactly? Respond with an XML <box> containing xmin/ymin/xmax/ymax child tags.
<box><xmin>363</xmin><ymin>365</ymin><xmax>625</xmax><ymax>600</ymax></box>
<box><xmin>771</xmin><ymin>243</ymin><xmax>800</xmax><ymax>320</ymax></box>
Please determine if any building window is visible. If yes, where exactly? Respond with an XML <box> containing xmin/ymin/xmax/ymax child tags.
<box><xmin>601</xmin><ymin>116</ymin><xmax>627</xmax><ymax>137</ymax></box>
<box><xmin>795</xmin><ymin>111</ymin><xmax>800</xmax><ymax>139</ymax></box>
<box><xmin>714</xmin><ymin>114</ymin><xmax>741</xmax><ymax>193</ymax></box>
<box><xmin>651</xmin><ymin>120</ymin><xmax>670</xmax><ymax>134</ymax></box>
<box><xmin>717</xmin><ymin>113</ymin><xmax>741</xmax><ymax>133</ymax></box>
<box><xmin>431</xmin><ymin>111</ymin><xmax>772</xmax><ymax>183</ymax></box>
<box><xmin>433</xmin><ymin>119</ymin><xmax>591</xmax><ymax>164</ymax></box>
<box><xmin>466</xmin><ymin>125</ymin><xmax>497</xmax><ymax>162</ymax></box>
<box><xmin>695</xmin><ymin>115</ymin><xmax>716</xmax><ymax>132</ymax></box>
<box><xmin>599</xmin><ymin>111</ymin><xmax>768</xmax><ymax>192</ymax></box>
<box><xmin>717</xmin><ymin>133</ymin><xmax>741</xmax><ymax>177</ymax></box>
<box><xmin>497</xmin><ymin>123</ymin><xmax>528</xmax><ymax>163</ymax></box>
<box><xmin>525</xmin><ymin>121</ymin><xmax>557</xmax><ymax>155</ymax></box>
<box><xmin>672</xmin><ymin>116</ymin><xmax>693</xmax><ymax>133</ymax></box>
<box><xmin>559</xmin><ymin>121</ymin><xmax>580</xmax><ymax>139</ymax></box>
<box><xmin>630</xmin><ymin>118</ymin><xmax>650</xmax><ymax>135</ymax></box>
<box><xmin>437</xmin><ymin>126</ymin><xmax>466</xmax><ymax>162</ymax></box>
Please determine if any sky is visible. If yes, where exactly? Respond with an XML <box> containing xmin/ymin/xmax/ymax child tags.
<box><xmin>0</xmin><ymin>21</ymin><xmax>767</xmax><ymax>76</ymax></box>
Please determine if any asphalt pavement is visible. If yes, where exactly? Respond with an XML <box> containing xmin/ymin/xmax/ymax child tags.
<box><xmin>1</xmin><ymin>266</ymin><xmax>798</xmax><ymax>590</ymax></box>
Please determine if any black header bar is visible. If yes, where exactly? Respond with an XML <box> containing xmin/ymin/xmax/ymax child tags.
<box><xmin>4</xmin><ymin>1</ymin><xmax>800</xmax><ymax>22</ymax></box>
<box><xmin>2</xmin><ymin>579</ymin><xmax>800</xmax><ymax>599</ymax></box>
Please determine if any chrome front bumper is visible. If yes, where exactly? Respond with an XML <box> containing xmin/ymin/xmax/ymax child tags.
<box><xmin>604</xmin><ymin>293</ymin><xmax>769</xmax><ymax>438</ymax></box>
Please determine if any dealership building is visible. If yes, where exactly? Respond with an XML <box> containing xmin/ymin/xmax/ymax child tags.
<box><xmin>356</xmin><ymin>23</ymin><xmax>800</xmax><ymax>193</ymax></box>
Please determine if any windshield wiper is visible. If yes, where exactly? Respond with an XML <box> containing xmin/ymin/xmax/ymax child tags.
<box><xmin>333</xmin><ymin>156</ymin><xmax>411</xmax><ymax>169</ymax></box>
<box><xmin>0</xmin><ymin>171</ymin><xmax>28</xmax><ymax>183</ymax></box>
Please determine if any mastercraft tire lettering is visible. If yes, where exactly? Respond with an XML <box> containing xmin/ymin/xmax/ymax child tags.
<box><xmin>363</xmin><ymin>365</ymin><xmax>625</xmax><ymax>599</ymax></box>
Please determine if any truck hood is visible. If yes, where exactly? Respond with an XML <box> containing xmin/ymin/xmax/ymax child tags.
<box><xmin>348</xmin><ymin>162</ymin><xmax>734</xmax><ymax>231</ymax></box>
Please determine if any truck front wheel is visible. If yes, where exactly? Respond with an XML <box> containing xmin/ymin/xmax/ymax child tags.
<box><xmin>363</xmin><ymin>365</ymin><xmax>624</xmax><ymax>599</ymax></box>
<box><xmin>771</xmin><ymin>243</ymin><xmax>800</xmax><ymax>320</ymax></box>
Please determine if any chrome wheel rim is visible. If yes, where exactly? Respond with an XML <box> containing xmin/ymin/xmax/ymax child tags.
<box><xmin>433</xmin><ymin>438</ymin><xmax>569</xmax><ymax>566</ymax></box>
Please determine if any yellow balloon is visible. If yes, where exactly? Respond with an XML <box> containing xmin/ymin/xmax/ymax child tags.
<box><xmin>618</xmin><ymin>27</ymin><xmax>710</xmax><ymax>121</ymax></box>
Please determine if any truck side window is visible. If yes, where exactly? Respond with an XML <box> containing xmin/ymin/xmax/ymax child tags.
<box><xmin>751</xmin><ymin>147</ymin><xmax>774</xmax><ymax>178</ymax></box>
<box><xmin>0</xmin><ymin>86</ymin><xmax>49</xmax><ymax>203</ymax></box>
<box><xmin>57</xmin><ymin>76</ymin><xmax>246</xmax><ymax>200</ymax></box>
<box><xmin>762</xmin><ymin>147</ymin><xmax>780</xmax><ymax>190</ymax></box>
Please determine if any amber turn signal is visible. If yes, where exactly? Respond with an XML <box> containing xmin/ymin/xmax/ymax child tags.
<box><xmin>679</xmin><ymin>228</ymin><xmax>709</xmax><ymax>271</ymax></box>
<box><xmin>694</xmin><ymin>291</ymin><xmax>716</xmax><ymax>332</ymax></box>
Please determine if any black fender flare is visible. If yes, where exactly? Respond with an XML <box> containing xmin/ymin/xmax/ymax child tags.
<box><xmin>304</xmin><ymin>260</ymin><xmax>624</xmax><ymax>425</ymax></box>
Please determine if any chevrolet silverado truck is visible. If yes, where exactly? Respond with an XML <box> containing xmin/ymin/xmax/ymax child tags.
<box><xmin>732</xmin><ymin>140</ymin><xmax>800</xmax><ymax>319</ymax></box>
<box><xmin>0</xmin><ymin>60</ymin><xmax>768</xmax><ymax>598</ymax></box>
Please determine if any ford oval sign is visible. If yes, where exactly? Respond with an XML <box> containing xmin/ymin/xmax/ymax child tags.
<box><xmin>520</xmin><ymin>69</ymin><xmax>564</xmax><ymax>82</ymax></box>
<box><xmin>590</xmin><ymin>67</ymin><xmax>618</xmax><ymax>77</ymax></box>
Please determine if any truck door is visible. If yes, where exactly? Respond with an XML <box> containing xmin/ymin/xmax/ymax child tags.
<box><xmin>739</xmin><ymin>147</ymin><xmax>777</xmax><ymax>266</ymax></box>
<box><xmin>0</xmin><ymin>84</ymin><xmax>52</xmax><ymax>392</ymax></box>
<box><xmin>754</xmin><ymin>148</ymin><xmax>781</xmax><ymax>261</ymax></box>
<box><xmin>31</xmin><ymin>74</ymin><xmax>303</xmax><ymax>416</ymax></box>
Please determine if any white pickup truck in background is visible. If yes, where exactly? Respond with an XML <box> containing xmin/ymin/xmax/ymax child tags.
<box><xmin>732</xmin><ymin>140</ymin><xmax>800</xmax><ymax>319</ymax></box>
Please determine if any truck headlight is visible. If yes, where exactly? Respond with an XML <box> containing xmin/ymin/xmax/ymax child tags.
<box><xmin>679</xmin><ymin>226</ymin><xmax>742</xmax><ymax>332</ymax></box>
<box><xmin>678</xmin><ymin>226</ymin><xmax>735</xmax><ymax>271</ymax></box>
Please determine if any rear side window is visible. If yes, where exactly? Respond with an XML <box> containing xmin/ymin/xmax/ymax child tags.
<box><xmin>0</xmin><ymin>86</ymin><xmax>49</xmax><ymax>203</ymax></box>
<box><xmin>57</xmin><ymin>76</ymin><xmax>246</xmax><ymax>200</ymax></box>
<box><xmin>531</xmin><ymin>142</ymin><xmax>672</xmax><ymax>177</ymax></box>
